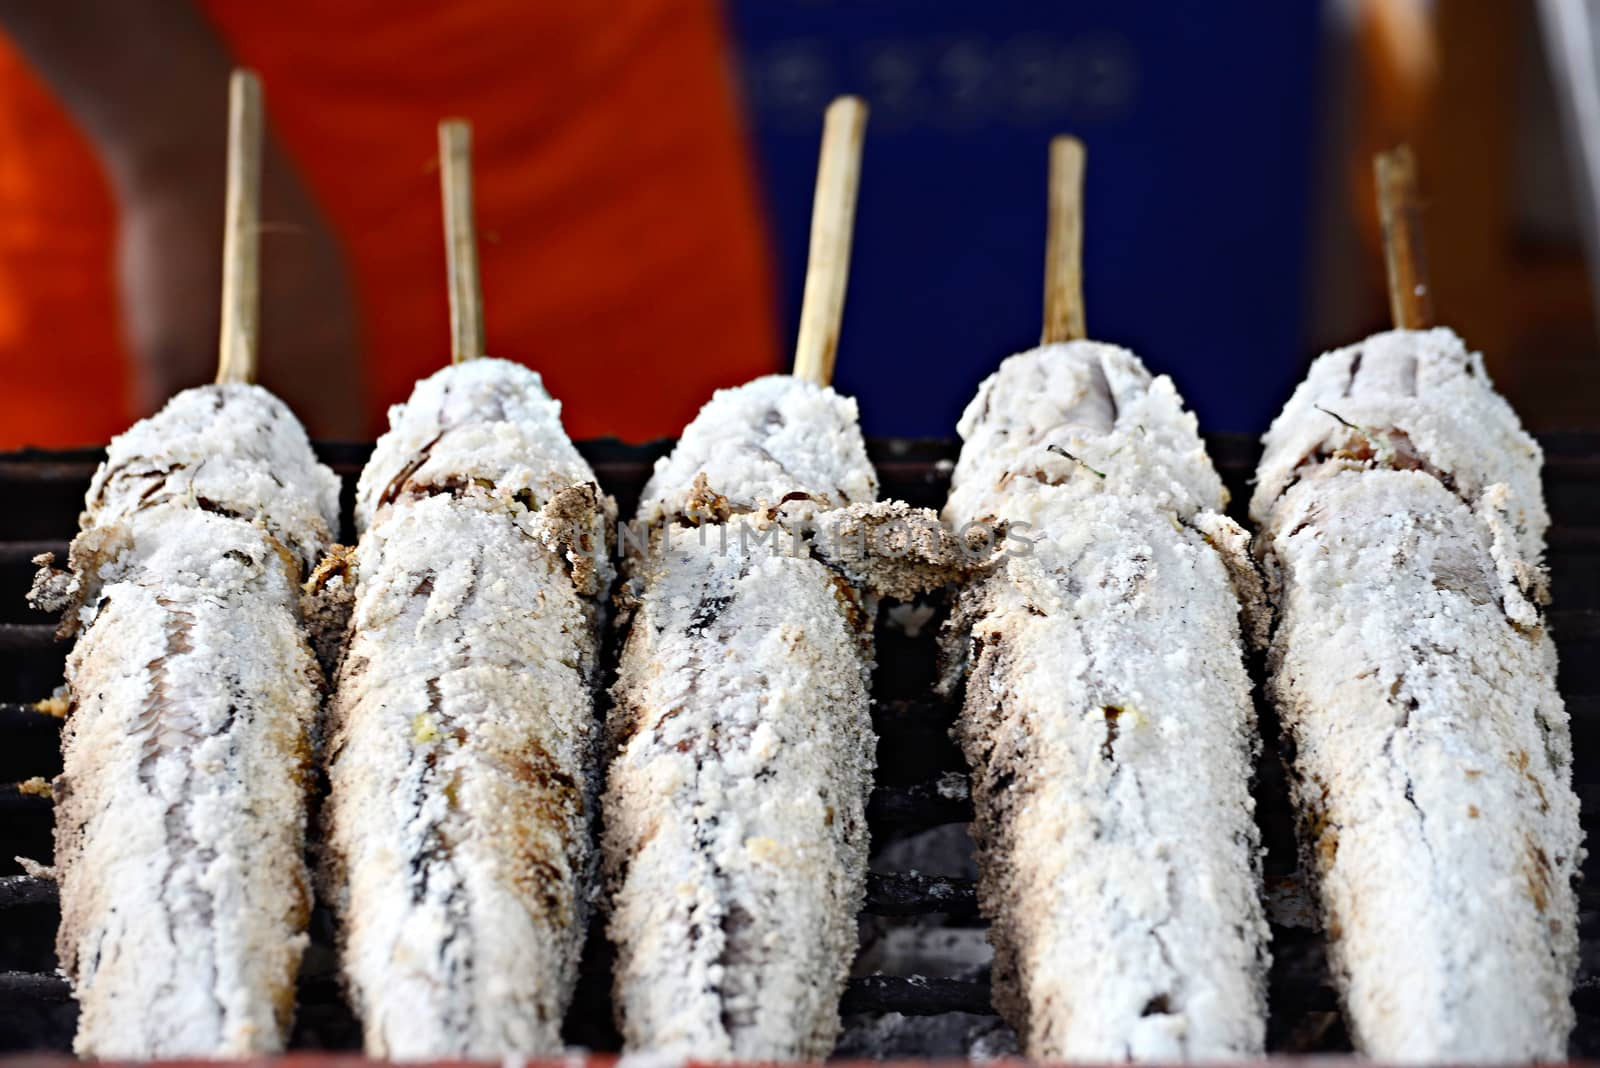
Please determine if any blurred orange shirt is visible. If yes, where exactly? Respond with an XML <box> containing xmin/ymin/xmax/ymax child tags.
<box><xmin>0</xmin><ymin>1</ymin><xmax>779</xmax><ymax>447</ymax></box>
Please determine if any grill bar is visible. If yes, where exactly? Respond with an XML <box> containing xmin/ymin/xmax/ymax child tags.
<box><xmin>0</xmin><ymin>542</ymin><xmax>64</xmax><ymax>566</ymax></box>
<box><xmin>862</xmin><ymin>872</ymin><xmax>982</xmax><ymax>919</ymax></box>
<box><xmin>0</xmin><ymin>702</ymin><xmax>60</xmax><ymax>728</ymax></box>
<box><xmin>0</xmin><ymin>877</ymin><xmax>52</xmax><ymax>908</ymax></box>
<box><xmin>866</xmin><ymin>773</ymin><xmax>973</xmax><ymax>828</ymax></box>
<box><xmin>0</xmin><ymin>626</ymin><xmax>58</xmax><ymax>652</ymax></box>
<box><xmin>0</xmin><ymin>972</ymin><xmax>67</xmax><ymax>1004</ymax></box>
<box><xmin>840</xmin><ymin>976</ymin><xmax>995</xmax><ymax>1016</ymax></box>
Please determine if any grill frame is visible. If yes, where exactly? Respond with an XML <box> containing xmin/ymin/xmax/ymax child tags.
<box><xmin>0</xmin><ymin>433</ymin><xmax>1596</xmax><ymax>1058</ymax></box>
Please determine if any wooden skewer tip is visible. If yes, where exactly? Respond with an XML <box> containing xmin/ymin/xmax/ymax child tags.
<box><xmin>438</xmin><ymin>119</ymin><xmax>486</xmax><ymax>363</ymax></box>
<box><xmin>216</xmin><ymin>68</ymin><xmax>264</xmax><ymax>386</ymax></box>
<box><xmin>1374</xmin><ymin>144</ymin><xmax>1435</xmax><ymax>331</ymax></box>
<box><xmin>792</xmin><ymin>96</ymin><xmax>868</xmax><ymax>388</ymax></box>
<box><xmin>1042</xmin><ymin>134</ymin><xmax>1087</xmax><ymax>345</ymax></box>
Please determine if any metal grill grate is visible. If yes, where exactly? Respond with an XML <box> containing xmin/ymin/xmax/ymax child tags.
<box><xmin>0</xmin><ymin>435</ymin><xmax>1596</xmax><ymax>1057</ymax></box>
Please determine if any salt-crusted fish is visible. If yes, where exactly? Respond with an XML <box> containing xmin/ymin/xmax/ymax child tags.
<box><xmin>1250</xmin><ymin>327</ymin><xmax>1581</xmax><ymax>1061</ymax></box>
<box><xmin>604</xmin><ymin>374</ymin><xmax>965</xmax><ymax>1060</ymax></box>
<box><xmin>34</xmin><ymin>384</ymin><xmax>338</xmax><ymax>1057</ymax></box>
<box><xmin>321</xmin><ymin>358</ymin><xmax>612</xmax><ymax>1058</ymax></box>
<box><xmin>940</xmin><ymin>342</ymin><xmax>1269</xmax><ymax>1061</ymax></box>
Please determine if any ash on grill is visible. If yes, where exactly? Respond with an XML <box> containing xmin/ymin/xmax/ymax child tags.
<box><xmin>1</xmin><ymin>437</ymin><xmax>1598</xmax><ymax>1058</ymax></box>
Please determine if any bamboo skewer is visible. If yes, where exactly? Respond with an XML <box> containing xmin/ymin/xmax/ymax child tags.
<box><xmin>215</xmin><ymin>70</ymin><xmax>264</xmax><ymax>385</ymax></box>
<box><xmin>792</xmin><ymin>96</ymin><xmax>868</xmax><ymax>388</ymax></box>
<box><xmin>1041</xmin><ymin>135</ymin><xmax>1087</xmax><ymax>344</ymax></box>
<box><xmin>1375</xmin><ymin>145</ymin><xmax>1435</xmax><ymax>330</ymax></box>
<box><xmin>439</xmin><ymin>120</ymin><xmax>486</xmax><ymax>363</ymax></box>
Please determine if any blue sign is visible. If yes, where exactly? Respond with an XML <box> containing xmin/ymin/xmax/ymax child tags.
<box><xmin>729</xmin><ymin>1</ymin><xmax>1324</xmax><ymax>436</ymax></box>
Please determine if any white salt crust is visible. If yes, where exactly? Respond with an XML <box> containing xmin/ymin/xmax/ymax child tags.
<box><xmin>604</xmin><ymin>531</ymin><xmax>875</xmax><ymax>1061</ymax></box>
<box><xmin>1252</xmin><ymin>327</ymin><xmax>1547</xmax><ymax>566</ymax></box>
<box><xmin>85</xmin><ymin>384</ymin><xmax>339</xmax><ymax>572</ymax></box>
<box><xmin>328</xmin><ymin>361</ymin><xmax>613</xmax><ymax>1057</ymax></box>
<box><xmin>635</xmin><ymin>375</ymin><xmax>878</xmax><ymax>526</ymax></box>
<box><xmin>604</xmin><ymin>377</ymin><xmax>968</xmax><ymax>1059</ymax></box>
<box><xmin>51</xmin><ymin>506</ymin><xmax>320</xmax><ymax>1057</ymax></box>
<box><xmin>947</xmin><ymin>341</ymin><xmax>1226</xmax><ymax>529</ymax></box>
<box><xmin>941</xmin><ymin>341</ymin><xmax>1269</xmax><ymax>1061</ymax></box>
<box><xmin>355</xmin><ymin>358</ymin><xmax>604</xmax><ymax>537</ymax></box>
<box><xmin>323</xmin><ymin>494</ymin><xmax>603</xmax><ymax>1058</ymax></box>
<box><xmin>42</xmin><ymin>383</ymin><xmax>333</xmax><ymax>1057</ymax></box>
<box><xmin>1253</xmin><ymin>329</ymin><xmax>1581</xmax><ymax>1062</ymax></box>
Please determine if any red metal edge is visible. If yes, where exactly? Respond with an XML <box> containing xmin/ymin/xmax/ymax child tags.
<box><xmin>0</xmin><ymin>1060</ymin><xmax>1046</xmax><ymax>1068</ymax></box>
<box><xmin>8</xmin><ymin>1061</ymin><xmax>1586</xmax><ymax>1068</ymax></box>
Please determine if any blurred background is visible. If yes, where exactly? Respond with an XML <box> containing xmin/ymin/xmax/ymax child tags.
<box><xmin>742</xmin><ymin>0</ymin><xmax>1598</xmax><ymax>436</ymax></box>
<box><xmin>0</xmin><ymin>0</ymin><xmax>1594</xmax><ymax>447</ymax></box>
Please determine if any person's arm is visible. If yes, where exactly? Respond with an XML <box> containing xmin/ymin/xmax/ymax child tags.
<box><xmin>0</xmin><ymin>0</ymin><xmax>365</xmax><ymax>436</ymax></box>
